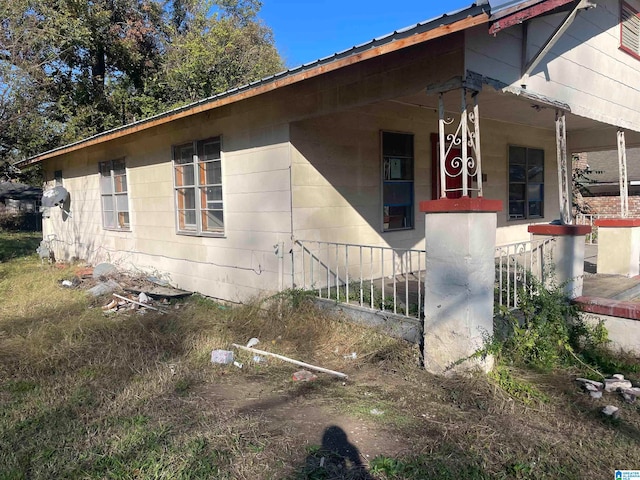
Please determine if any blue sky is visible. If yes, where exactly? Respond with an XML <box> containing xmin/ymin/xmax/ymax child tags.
<box><xmin>259</xmin><ymin>1</ymin><xmax>477</xmax><ymax>68</ymax></box>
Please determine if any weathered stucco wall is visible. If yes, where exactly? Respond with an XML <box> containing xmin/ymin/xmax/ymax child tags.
<box><xmin>465</xmin><ymin>0</ymin><xmax>640</xmax><ymax>133</ymax></box>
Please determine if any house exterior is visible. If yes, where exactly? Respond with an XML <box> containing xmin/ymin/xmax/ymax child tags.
<box><xmin>17</xmin><ymin>0</ymin><xmax>640</xmax><ymax>303</ymax></box>
<box><xmin>575</xmin><ymin>148</ymin><xmax>640</xmax><ymax>216</ymax></box>
<box><xmin>0</xmin><ymin>182</ymin><xmax>42</xmax><ymax>231</ymax></box>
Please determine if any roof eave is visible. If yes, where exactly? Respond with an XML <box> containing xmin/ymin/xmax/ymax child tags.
<box><xmin>489</xmin><ymin>0</ymin><xmax>579</xmax><ymax>34</ymax></box>
<box><xmin>18</xmin><ymin>6</ymin><xmax>490</xmax><ymax>169</ymax></box>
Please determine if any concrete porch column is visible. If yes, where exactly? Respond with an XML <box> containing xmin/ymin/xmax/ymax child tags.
<box><xmin>595</xmin><ymin>218</ymin><xmax>640</xmax><ymax>277</ymax></box>
<box><xmin>528</xmin><ymin>224</ymin><xmax>591</xmax><ymax>298</ymax></box>
<box><xmin>419</xmin><ymin>197</ymin><xmax>502</xmax><ymax>375</ymax></box>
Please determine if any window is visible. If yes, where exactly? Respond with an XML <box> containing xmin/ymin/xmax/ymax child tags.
<box><xmin>173</xmin><ymin>137</ymin><xmax>223</xmax><ymax>235</ymax></box>
<box><xmin>508</xmin><ymin>146</ymin><xmax>544</xmax><ymax>220</ymax></box>
<box><xmin>99</xmin><ymin>159</ymin><xmax>130</xmax><ymax>229</ymax></box>
<box><xmin>54</xmin><ymin>170</ymin><xmax>63</xmax><ymax>186</ymax></box>
<box><xmin>621</xmin><ymin>2</ymin><xmax>640</xmax><ymax>59</ymax></box>
<box><xmin>382</xmin><ymin>132</ymin><xmax>414</xmax><ymax>231</ymax></box>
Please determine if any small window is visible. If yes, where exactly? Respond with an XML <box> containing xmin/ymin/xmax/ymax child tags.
<box><xmin>173</xmin><ymin>137</ymin><xmax>223</xmax><ymax>235</ymax></box>
<box><xmin>508</xmin><ymin>146</ymin><xmax>544</xmax><ymax>220</ymax></box>
<box><xmin>54</xmin><ymin>170</ymin><xmax>63</xmax><ymax>186</ymax></box>
<box><xmin>621</xmin><ymin>2</ymin><xmax>640</xmax><ymax>59</ymax></box>
<box><xmin>382</xmin><ymin>132</ymin><xmax>414</xmax><ymax>231</ymax></box>
<box><xmin>99</xmin><ymin>159</ymin><xmax>130</xmax><ymax>230</ymax></box>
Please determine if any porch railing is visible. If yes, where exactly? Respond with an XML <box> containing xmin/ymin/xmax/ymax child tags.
<box><xmin>495</xmin><ymin>238</ymin><xmax>555</xmax><ymax>310</ymax></box>
<box><xmin>575</xmin><ymin>213</ymin><xmax>603</xmax><ymax>245</ymax></box>
<box><xmin>294</xmin><ymin>240</ymin><xmax>425</xmax><ymax>318</ymax></box>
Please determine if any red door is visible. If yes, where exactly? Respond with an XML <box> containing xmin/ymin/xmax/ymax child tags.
<box><xmin>431</xmin><ymin>133</ymin><xmax>470</xmax><ymax>199</ymax></box>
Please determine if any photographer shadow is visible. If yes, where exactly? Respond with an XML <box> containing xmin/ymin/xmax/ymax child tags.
<box><xmin>299</xmin><ymin>425</ymin><xmax>374</xmax><ymax>479</ymax></box>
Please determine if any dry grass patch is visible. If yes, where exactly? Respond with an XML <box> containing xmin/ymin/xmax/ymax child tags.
<box><xmin>2</xmin><ymin>250</ymin><xmax>640</xmax><ymax>479</ymax></box>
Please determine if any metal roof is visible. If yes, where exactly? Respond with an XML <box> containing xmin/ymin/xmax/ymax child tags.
<box><xmin>18</xmin><ymin>1</ymin><xmax>491</xmax><ymax>167</ymax></box>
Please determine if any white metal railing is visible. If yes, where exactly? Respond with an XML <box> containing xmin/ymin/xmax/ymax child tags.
<box><xmin>294</xmin><ymin>240</ymin><xmax>425</xmax><ymax>318</ymax></box>
<box><xmin>575</xmin><ymin>213</ymin><xmax>610</xmax><ymax>245</ymax></box>
<box><xmin>495</xmin><ymin>238</ymin><xmax>555</xmax><ymax>310</ymax></box>
<box><xmin>575</xmin><ymin>213</ymin><xmax>597</xmax><ymax>244</ymax></box>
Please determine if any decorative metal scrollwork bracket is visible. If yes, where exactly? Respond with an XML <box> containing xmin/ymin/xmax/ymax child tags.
<box><xmin>438</xmin><ymin>89</ymin><xmax>483</xmax><ymax>198</ymax></box>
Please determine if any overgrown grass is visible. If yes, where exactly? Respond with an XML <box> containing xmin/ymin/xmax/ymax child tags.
<box><xmin>2</xmin><ymin>249</ymin><xmax>640</xmax><ymax>479</ymax></box>
<box><xmin>0</xmin><ymin>231</ymin><xmax>41</xmax><ymax>262</ymax></box>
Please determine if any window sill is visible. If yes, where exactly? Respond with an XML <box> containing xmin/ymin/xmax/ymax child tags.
<box><xmin>507</xmin><ymin>216</ymin><xmax>543</xmax><ymax>222</ymax></box>
<box><xmin>383</xmin><ymin>227</ymin><xmax>415</xmax><ymax>233</ymax></box>
<box><xmin>176</xmin><ymin>230</ymin><xmax>226</xmax><ymax>238</ymax></box>
<box><xmin>103</xmin><ymin>227</ymin><xmax>131</xmax><ymax>232</ymax></box>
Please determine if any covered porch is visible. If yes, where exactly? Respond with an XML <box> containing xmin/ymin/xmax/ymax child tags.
<box><xmin>289</xmin><ymin>72</ymin><xmax>640</xmax><ymax>368</ymax></box>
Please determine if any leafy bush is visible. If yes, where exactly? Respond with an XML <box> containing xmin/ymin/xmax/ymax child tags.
<box><xmin>492</xmin><ymin>276</ymin><xmax>610</xmax><ymax>373</ymax></box>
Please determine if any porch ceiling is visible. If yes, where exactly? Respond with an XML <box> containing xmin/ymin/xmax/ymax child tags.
<box><xmin>393</xmin><ymin>87</ymin><xmax>640</xmax><ymax>152</ymax></box>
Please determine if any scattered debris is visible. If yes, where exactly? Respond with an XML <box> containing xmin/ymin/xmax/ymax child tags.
<box><xmin>101</xmin><ymin>299</ymin><xmax>118</xmax><ymax>311</ymax></box>
<box><xmin>601</xmin><ymin>405</ymin><xmax>619</xmax><ymax>418</ymax></box>
<box><xmin>74</xmin><ymin>266</ymin><xmax>94</xmax><ymax>278</ymax></box>
<box><xmin>231</xmin><ymin>343</ymin><xmax>348</xmax><ymax>379</ymax></box>
<box><xmin>576</xmin><ymin>375</ymin><xmax>640</xmax><ymax>416</ymax></box>
<box><xmin>604</xmin><ymin>377</ymin><xmax>633</xmax><ymax>393</ymax></box>
<box><xmin>124</xmin><ymin>284</ymin><xmax>191</xmax><ymax>299</ymax></box>
<box><xmin>370</xmin><ymin>408</ymin><xmax>385</xmax><ymax>416</ymax></box>
<box><xmin>233</xmin><ymin>361</ymin><xmax>243</xmax><ymax>369</ymax></box>
<box><xmin>575</xmin><ymin>378</ymin><xmax>603</xmax><ymax>390</ymax></box>
<box><xmin>252</xmin><ymin>355</ymin><xmax>266</xmax><ymax>363</ymax></box>
<box><xmin>246</xmin><ymin>337</ymin><xmax>260</xmax><ymax>348</ymax></box>
<box><xmin>584</xmin><ymin>383</ymin><xmax>599</xmax><ymax>392</ymax></box>
<box><xmin>112</xmin><ymin>293</ymin><xmax>167</xmax><ymax>313</ymax></box>
<box><xmin>138</xmin><ymin>292</ymin><xmax>150</xmax><ymax>304</ymax></box>
<box><xmin>292</xmin><ymin>370</ymin><xmax>317</xmax><ymax>382</ymax></box>
<box><xmin>61</xmin><ymin>280</ymin><xmax>74</xmax><ymax>288</ymax></box>
<box><xmin>147</xmin><ymin>276</ymin><xmax>170</xmax><ymax>286</ymax></box>
<box><xmin>343</xmin><ymin>352</ymin><xmax>357</xmax><ymax>360</ymax></box>
<box><xmin>211</xmin><ymin>350</ymin><xmax>234</xmax><ymax>365</ymax></box>
<box><xmin>622</xmin><ymin>391</ymin><xmax>636</xmax><ymax>404</ymax></box>
<box><xmin>88</xmin><ymin>280</ymin><xmax>121</xmax><ymax>297</ymax></box>
<box><xmin>93</xmin><ymin>263</ymin><xmax>118</xmax><ymax>279</ymax></box>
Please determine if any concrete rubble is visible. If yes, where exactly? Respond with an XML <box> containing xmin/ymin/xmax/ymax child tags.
<box><xmin>54</xmin><ymin>262</ymin><xmax>191</xmax><ymax>311</ymax></box>
<box><xmin>576</xmin><ymin>374</ymin><xmax>640</xmax><ymax>415</ymax></box>
<box><xmin>292</xmin><ymin>370</ymin><xmax>318</xmax><ymax>382</ymax></box>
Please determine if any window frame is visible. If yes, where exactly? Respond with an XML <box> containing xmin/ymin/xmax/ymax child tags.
<box><xmin>620</xmin><ymin>1</ymin><xmax>640</xmax><ymax>60</ymax></box>
<box><xmin>381</xmin><ymin>131</ymin><xmax>415</xmax><ymax>232</ymax></box>
<box><xmin>99</xmin><ymin>158</ymin><xmax>130</xmax><ymax>231</ymax></box>
<box><xmin>507</xmin><ymin>145</ymin><xmax>545</xmax><ymax>221</ymax></box>
<box><xmin>172</xmin><ymin>136</ymin><xmax>224</xmax><ymax>237</ymax></box>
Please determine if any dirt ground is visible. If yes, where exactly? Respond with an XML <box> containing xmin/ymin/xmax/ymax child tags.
<box><xmin>204</xmin><ymin>370</ymin><xmax>405</xmax><ymax>462</ymax></box>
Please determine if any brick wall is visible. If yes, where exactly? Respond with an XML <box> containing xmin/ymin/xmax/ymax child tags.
<box><xmin>582</xmin><ymin>195</ymin><xmax>640</xmax><ymax>217</ymax></box>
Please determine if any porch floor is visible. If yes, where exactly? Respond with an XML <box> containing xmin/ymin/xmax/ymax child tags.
<box><xmin>582</xmin><ymin>244</ymin><xmax>640</xmax><ymax>300</ymax></box>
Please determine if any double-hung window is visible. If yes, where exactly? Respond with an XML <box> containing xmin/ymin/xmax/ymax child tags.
<box><xmin>99</xmin><ymin>159</ymin><xmax>129</xmax><ymax>229</ymax></box>
<box><xmin>621</xmin><ymin>2</ymin><xmax>640</xmax><ymax>59</ymax></box>
<box><xmin>173</xmin><ymin>137</ymin><xmax>224</xmax><ymax>235</ymax></box>
<box><xmin>382</xmin><ymin>132</ymin><xmax>414</xmax><ymax>231</ymax></box>
<box><xmin>508</xmin><ymin>146</ymin><xmax>544</xmax><ymax>220</ymax></box>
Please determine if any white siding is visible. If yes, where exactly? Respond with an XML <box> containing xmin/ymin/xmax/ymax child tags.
<box><xmin>466</xmin><ymin>0</ymin><xmax>640</xmax><ymax>132</ymax></box>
